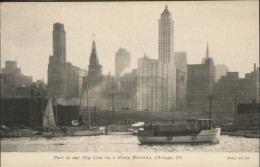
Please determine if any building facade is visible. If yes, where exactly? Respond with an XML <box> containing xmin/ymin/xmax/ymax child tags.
<box><xmin>174</xmin><ymin>52</ymin><xmax>187</xmax><ymax>112</ymax></box>
<box><xmin>115</xmin><ymin>48</ymin><xmax>131</xmax><ymax>78</ymax></box>
<box><xmin>211</xmin><ymin>64</ymin><xmax>259</xmax><ymax>119</ymax></box>
<box><xmin>187</xmin><ymin>43</ymin><xmax>215</xmax><ymax>113</ymax></box>
<box><xmin>137</xmin><ymin>55</ymin><xmax>167</xmax><ymax>112</ymax></box>
<box><xmin>66</xmin><ymin>62</ymin><xmax>86</xmax><ymax>98</ymax></box>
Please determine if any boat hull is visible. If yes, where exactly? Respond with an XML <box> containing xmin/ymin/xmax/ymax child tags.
<box><xmin>40</xmin><ymin>131</ymin><xmax>67</xmax><ymax>137</ymax></box>
<box><xmin>137</xmin><ymin>128</ymin><xmax>221</xmax><ymax>144</ymax></box>
<box><xmin>107</xmin><ymin>132</ymin><xmax>133</xmax><ymax>135</ymax></box>
<box><xmin>70</xmin><ymin>130</ymin><xmax>103</xmax><ymax>136</ymax></box>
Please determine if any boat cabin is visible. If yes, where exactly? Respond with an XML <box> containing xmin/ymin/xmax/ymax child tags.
<box><xmin>186</xmin><ymin>119</ymin><xmax>212</xmax><ymax>130</ymax></box>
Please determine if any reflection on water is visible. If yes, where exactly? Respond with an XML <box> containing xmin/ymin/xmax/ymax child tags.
<box><xmin>1</xmin><ymin>135</ymin><xmax>259</xmax><ymax>152</ymax></box>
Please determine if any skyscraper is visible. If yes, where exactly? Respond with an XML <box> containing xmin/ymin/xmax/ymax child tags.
<box><xmin>158</xmin><ymin>5</ymin><xmax>176</xmax><ymax>111</ymax></box>
<box><xmin>48</xmin><ymin>23</ymin><xmax>67</xmax><ymax>97</ymax></box>
<box><xmin>115</xmin><ymin>48</ymin><xmax>131</xmax><ymax>78</ymax></box>
<box><xmin>137</xmin><ymin>6</ymin><xmax>176</xmax><ymax>112</ymax></box>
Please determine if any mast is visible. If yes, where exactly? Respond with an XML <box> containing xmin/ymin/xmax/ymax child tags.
<box><xmin>87</xmin><ymin>76</ymin><xmax>91</xmax><ymax>129</ymax></box>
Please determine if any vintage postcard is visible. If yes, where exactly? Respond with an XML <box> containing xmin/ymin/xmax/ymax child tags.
<box><xmin>0</xmin><ymin>1</ymin><xmax>259</xmax><ymax>167</ymax></box>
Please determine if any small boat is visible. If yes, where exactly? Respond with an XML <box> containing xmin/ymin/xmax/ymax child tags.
<box><xmin>244</xmin><ymin>133</ymin><xmax>260</xmax><ymax>138</ymax></box>
<box><xmin>1</xmin><ymin>126</ymin><xmax>22</xmax><ymax>138</ymax></box>
<box><xmin>69</xmin><ymin>126</ymin><xmax>103</xmax><ymax>136</ymax></box>
<box><xmin>106</xmin><ymin>120</ymin><xmax>139</xmax><ymax>135</ymax></box>
<box><xmin>0</xmin><ymin>130</ymin><xmax>21</xmax><ymax>138</ymax></box>
<box><xmin>137</xmin><ymin>119</ymin><xmax>221</xmax><ymax>144</ymax></box>
<box><xmin>106</xmin><ymin>124</ymin><xmax>133</xmax><ymax>135</ymax></box>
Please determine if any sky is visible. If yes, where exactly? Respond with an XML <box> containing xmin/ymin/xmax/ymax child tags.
<box><xmin>1</xmin><ymin>1</ymin><xmax>259</xmax><ymax>81</ymax></box>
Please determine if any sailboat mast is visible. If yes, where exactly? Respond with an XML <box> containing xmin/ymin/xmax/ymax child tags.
<box><xmin>87</xmin><ymin>77</ymin><xmax>91</xmax><ymax>129</ymax></box>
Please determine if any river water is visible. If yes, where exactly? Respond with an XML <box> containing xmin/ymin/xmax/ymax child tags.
<box><xmin>1</xmin><ymin>135</ymin><xmax>259</xmax><ymax>152</ymax></box>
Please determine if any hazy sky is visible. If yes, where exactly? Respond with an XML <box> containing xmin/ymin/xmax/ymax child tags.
<box><xmin>1</xmin><ymin>1</ymin><xmax>259</xmax><ymax>81</ymax></box>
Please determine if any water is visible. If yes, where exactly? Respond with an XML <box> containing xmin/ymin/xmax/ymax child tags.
<box><xmin>1</xmin><ymin>135</ymin><xmax>259</xmax><ymax>152</ymax></box>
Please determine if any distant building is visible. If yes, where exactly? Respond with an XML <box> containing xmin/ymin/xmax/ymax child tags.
<box><xmin>187</xmin><ymin>43</ymin><xmax>215</xmax><ymax>113</ymax></box>
<box><xmin>88</xmin><ymin>40</ymin><xmax>103</xmax><ymax>89</ymax></box>
<box><xmin>66</xmin><ymin>62</ymin><xmax>86</xmax><ymax>98</ymax></box>
<box><xmin>116</xmin><ymin>69</ymin><xmax>137</xmax><ymax>111</ymax></box>
<box><xmin>215</xmin><ymin>64</ymin><xmax>229</xmax><ymax>81</ymax></box>
<box><xmin>115</xmin><ymin>48</ymin><xmax>131</xmax><ymax>78</ymax></box>
<box><xmin>1</xmin><ymin>61</ymin><xmax>33</xmax><ymax>97</ymax></box>
<box><xmin>1</xmin><ymin>61</ymin><xmax>33</xmax><ymax>87</ymax></box>
<box><xmin>214</xmin><ymin>65</ymin><xmax>259</xmax><ymax>104</ymax></box>
<box><xmin>175</xmin><ymin>52</ymin><xmax>187</xmax><ymax>112</ymax></box>
<box><xmin>212</xmin><ymin>64</ymin><xmax>259</xmax><ymax>118</ymax></box>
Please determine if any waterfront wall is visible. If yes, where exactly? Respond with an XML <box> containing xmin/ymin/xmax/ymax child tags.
<box><xmin>1</xmin><ymin>98</ymin><xmax>46</xmax><ymax>127</ymax></box>
<box><xmin>1</xmin><ymin>98</ymin><xmax>232</xmax><ymax>127</ymax></box>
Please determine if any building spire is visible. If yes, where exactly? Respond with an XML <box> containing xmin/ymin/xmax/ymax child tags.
<box><xmin>162</xmin><ymin>5</ymin><xmax>170</xmax><ymax>15</ymax></box>
<box><xmin>89</xmin><ymin>40</ymin><xmax>99</xmax><ymax>65</ymax></box>
<box><xmin>206</xmin><ymin>42</ymin><xmax>209</xmax><ymax>58</ymax></box>
<box><xmin>92</xmin><ymin>40</ymin><xmax>96</xmax><ymax>49</ymax></box>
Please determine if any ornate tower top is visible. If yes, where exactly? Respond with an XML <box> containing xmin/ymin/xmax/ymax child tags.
<box><xmin>161</xmin><ymin>5</ymin><xmax>171</xmax><ymax>16</ymax></box>
<box><xmin>159</xmin><ymin>5</ymin><xmax>174</xmax><ymax>64</ymax></box>
<box><xmin>89</xmin><ymin>40</ymin><xmax>99</xmax><ymax>65</ymax></box>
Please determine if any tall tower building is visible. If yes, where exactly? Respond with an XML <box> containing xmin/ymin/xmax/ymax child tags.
<box><xmin>88</xmin><ymin>40</ymin><xmax>103</xmax><ymax>88</ymax></box>
<box><xmin>115</xmin><ymin>48</ymin><xmax>131</xmax><ymax>78</ymax></box>
<box><xmin>48</xmin><ymin>23</ymin><xmax>67</xmax><ymax>97</ymax></box>
<box><xmin>159</xmin><ymin>5</ymin><xmax>176</xmax><ymax>111</ymax></box>
<box><xmin>137</xmin><ymin>6</ymin><xmax>176</xmax><ymax>112</ymax></box>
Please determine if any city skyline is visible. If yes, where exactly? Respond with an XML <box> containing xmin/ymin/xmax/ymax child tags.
<box><xmin>1</xmin><ymin>1</ymin><xmax>259</xmax><ymax>81</ymax></box>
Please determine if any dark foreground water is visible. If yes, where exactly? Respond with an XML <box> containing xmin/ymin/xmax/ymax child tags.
<box><xmin>1</xmin><ymin>135</ymin><xmax>259</xmax><ymax>152</ymax></box>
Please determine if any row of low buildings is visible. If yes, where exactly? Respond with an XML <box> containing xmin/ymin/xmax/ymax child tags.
<box><xmin>0</xmin><ymin>61</ymin><xmax>44</xmax><ymax>97</ymax></box>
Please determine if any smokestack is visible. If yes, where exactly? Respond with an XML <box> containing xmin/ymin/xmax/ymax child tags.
<box><xmin>254</xmin><ymin>63</ymin><xmax>256</xmax><ymax>72</ymax></box>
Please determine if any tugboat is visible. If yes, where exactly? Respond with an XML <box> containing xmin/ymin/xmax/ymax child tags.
<box><xmin>137</xmin><ymin>119</ymin><xmax>221</xmax><ymax>144</ymax></box>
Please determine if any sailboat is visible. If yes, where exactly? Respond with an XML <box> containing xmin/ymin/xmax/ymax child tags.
<box><xmin>41</xmin><ymin>97</ymin><xmax>64</xmax><ymax>137</ymax></box>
